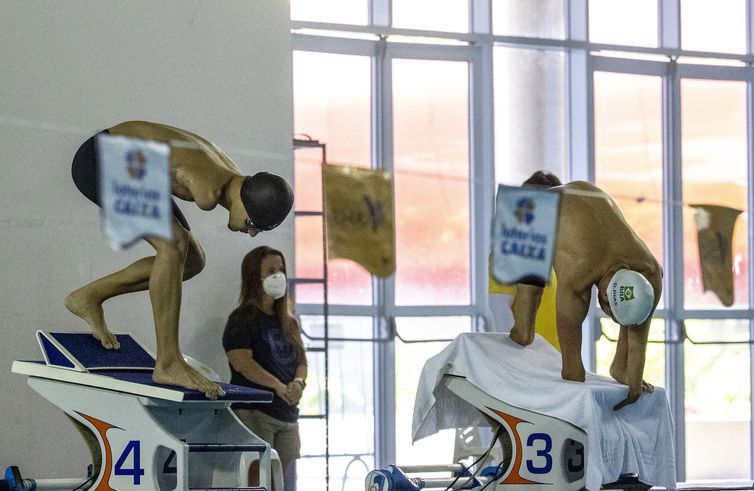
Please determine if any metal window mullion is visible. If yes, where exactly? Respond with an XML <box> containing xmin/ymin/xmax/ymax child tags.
<box><xmin>470</xmin><ymin>0</ymin><xmax>492</xmax><ymax>35</ymax></box>
<box><xmin>391</xmin><ymin>305</ymin><xmax>478</xmax><ymax>317</ymax></box>
<box><xmin>292</xmin><ymin>33</ymin><xmax>377</xmax><ymax>55</ymax></box>
<box><xmin>296</xmin><ymin>304</ymin><xmax>381</xmax><ymax>316</ymax></box>
<box><xmin>568</xmin><ymin>0</ymin><xmax>595</xmax><ymax>369</ymax></box>
<box><xmin>747</xmin><ymin>75</ymin><xmax>754</xmax><ymax>480</ymax></box>
<box><xmin>676</xmin><ymin>309</ymin><xmax>754</xmax><ymax>320</ymax></box>
<box><xmin>568</xmin><ymin>0</ymin><xmax>588</xmax><ymax>42</ymax></box>
<box><xmin>374</xmin><ymin>42</ymin><xmax>396</xmax><ymax>470</ymax></box>
<box><xmin>659</xmin><ymin>0</ymin><xmax>681</xmax><ymax>50</ymax></box>
<box><xmin>567</xmin><ymin>54</ymin><xmax>591</xmax><ymax>182</ymax></box>
<box><xmin>469</xmin><ymin>40</ymin><xmax>493</xmax><ymax>333</ymax></box>
<box><xmin>664</xmin><ymin>59</ymin><xmax>686</xmax><ymax>483</ymax></box>
<box><xmin>567</xmin><ymin>0</ymin><xmax>590</xmax><ymax>182</ymax></box>
<box><xmin>748</xmin><ymin>0</ymin><xmax>754</xmax><ymax>56</ymax></box>
<box><xmin>370</xmin><ymin>0</ymin><xmax>390</xmax><ymax>27</ymax></box>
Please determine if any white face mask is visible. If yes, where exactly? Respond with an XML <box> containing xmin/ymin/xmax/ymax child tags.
<box><xmin>262</xmin><ymin>272</ymin><xmax>287</xmax><ymax>300</ymax></box>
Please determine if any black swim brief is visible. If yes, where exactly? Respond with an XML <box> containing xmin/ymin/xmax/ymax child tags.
<box><xmin>71</xmin><ymin>129</ymin><xmax>190</xmax><ymax>231</ymax></box>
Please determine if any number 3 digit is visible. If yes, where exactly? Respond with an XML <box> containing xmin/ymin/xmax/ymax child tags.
<box><xmin>526</xmin><ymin>433</ymin><xmax>553</xmax><ymax>474</ymax></box>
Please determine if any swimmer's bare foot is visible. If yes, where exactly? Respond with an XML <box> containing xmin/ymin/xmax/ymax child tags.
<box><xmin>65</xmin><ymin>288</ymin><xmax>120</xmax><ymax>350</ymax></box>
<box><xmin>153</xmin><ymin>356</ymin><xmax>225</xmax><ymax>400</ymax></box>
<box><xmin>509</xmin><ymin>325</ymin><xmax>535</xmax><ymax>346</ymax></box>
<box><xmin>561</xmin><ymin>364</ymin><xmax>586</xmax><ymax>383</ymax></box>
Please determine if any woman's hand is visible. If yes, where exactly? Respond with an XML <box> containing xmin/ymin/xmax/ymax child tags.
<box><xmin>285</xmin><ymin>380</ymin><xmax>304</xmax><ymax>405</ymax></box>
<box><xmin>274</xmin><ymin>381</ymin><xmax>295</xmax><ymax>405</ymax></box>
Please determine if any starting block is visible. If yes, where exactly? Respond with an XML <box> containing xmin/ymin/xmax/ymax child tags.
<box><xmin>11</xmin><ymin>331</ymin><xmax>283</xmax><ymax>491</ymax></box>
<box><xmin>372</xmin><ymin>332</ymin><xmax>677</xmax><ymax>491</ymax></box>
<box><xmin>366</xmin><ymin>374</ymin><xmax>588</xmax><ymax>491</ymax></box>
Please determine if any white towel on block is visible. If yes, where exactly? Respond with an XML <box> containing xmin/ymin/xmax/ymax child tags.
<box><xmin>412</xmin><ymin>332</ymin><xmax>676</xmax><ymax>491</ymax></box>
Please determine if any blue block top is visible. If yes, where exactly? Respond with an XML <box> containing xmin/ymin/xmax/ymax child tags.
<box><xmin>96</xmin><ymin>371</ymin><xmax>272</xmax><ymax>402</ymax></box>
<box><xmin>49</xmin><ymin>332</ymin><xmax>155</xmax><ymax>370</ymax></box>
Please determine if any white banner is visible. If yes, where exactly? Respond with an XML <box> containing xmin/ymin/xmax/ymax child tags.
<box><xmin>492</xmin><ymin>184</ymin><xmax>560</xmax><ymax>286</ymax></box>
<box><xmin>97</xmin><ymin>134</ymin><xmax>172</xmax><ymax>250</ymax></box>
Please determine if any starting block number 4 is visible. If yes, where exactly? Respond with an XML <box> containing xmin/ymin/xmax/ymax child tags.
<box><xmin>78</xmin><ymin>412</ymin><xmax>177</xmax><ymax>488</ymax></box>
<box><xmin>114</xmin><ymin>441</ymin><xmax>146</xmax><ymax>485</ymax></box>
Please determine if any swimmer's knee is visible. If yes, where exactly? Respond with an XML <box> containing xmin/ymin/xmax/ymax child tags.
<box><xmin>152</xmin><ymin>226</ymin><xmax>190</xmax><ymax>259</ymax></box>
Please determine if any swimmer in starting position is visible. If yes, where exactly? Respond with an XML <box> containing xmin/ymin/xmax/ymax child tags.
<box><xmin>66</xmin><ymin>121</ymin><xmax>294</xmax><ymax>399</ymax></box>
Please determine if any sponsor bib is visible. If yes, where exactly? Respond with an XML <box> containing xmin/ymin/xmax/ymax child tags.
<box><xmin>492</xmin><ymin>184</ymin><xmax>560</xmax><ymax>286</ymax></box>
<box><xmin>97</xmin><ymin>134</ymin><xmax>172</xmax><ymax>249</ymax></box>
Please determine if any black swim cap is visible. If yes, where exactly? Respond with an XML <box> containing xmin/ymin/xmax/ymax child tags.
<box><xmin>240</xmin><ymin>172</ymin><xmax>294</xmax><ymax>231</ymax></box>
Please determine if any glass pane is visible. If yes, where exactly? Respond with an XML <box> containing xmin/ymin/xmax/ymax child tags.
<box><xmin>290</xmin><ymin>0</ymin><xmax>368</xmax><ymax>26</ymax></box>
<box><xmin>589</xmin><ymin>0</ymin><xmax>658</xmax><ymax>47</ymax></box>
<box><xmin>299</xmin><ymin>425</ymin><xmax>327</xmax><ymax>488</ymax></box>
<box><xmin>293</xmin><ymin>51</ymin><xmax>373</xmax><ymax>305</ymax></box>
<box><xmin>594</xmin><ymin>72</ymin><xmax>664</xmax><ymax>269</ymax></box>
<box><xmin>294</xmin><ymin>51</ymin><xmax>371</xmax><ymax>167</ymax></box>
<box><xmin>295</xmin><ymin>215</ymin><xmax>325</xmax><ymax>304</ymax></box>
<box><xmin>298</xmin><ymin>316</ymin><xmax>375</xmax><ymax>491</ymax></box>
<box><xmin>298</xmin><ymin>455</ymin><xmax>375</xmax><ymax>491</ymax></box>
<box><xmin>294</xmin><ymin>222</ymin><xmax>373</xmax><ymax>305</ymax></box>
<box><xmin>392</xmin><ymin>0</ymin><xmax>469</xmax><ymax>33</ymax></box>
<box><xmin>685</xmin><ymin>319</ymin><xmax>750</xmax><ymax>480</ymax></box>
<box><xmin>596</xmin><ymin>317</ymin><xmax>666</xmax><ymax>389</ymax></box>
<box><xmin>395</xmin><ymin>317</ymin><xmax>472</xmax><ymax>465</ymax></box>
<box><xmin>294</xmin><ymin>147</ymin><xmax>323</xmax><ymax>212</ymax></box>
<box><xmin>681</xmin><ymin>79</ymin><xmax>748</xmax><ymax>309</ymax></box>
<box><xmin>493</xmin><ymin>0</ymin><xmax>566</xmax><ymax>39</ymax></box>
<box><xmin>494</xmin><ymin>47</ymin><xmax>566</xmax><ymax>186</ymax></box>
<box><xmin>681</xmin><ymin>0</ymin><xmax>746</xmax><ymax>54</ymax></box>
<box><xmin>393</xmin><ymin>59</ymin><xmax>470</xmax><ymax>305</ymax></box>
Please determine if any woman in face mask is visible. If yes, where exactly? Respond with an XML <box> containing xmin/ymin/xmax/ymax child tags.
<box><xmin>223</xmin><ymin>246</ymin><xmax>307</xmax><ymax>489</ymax></box>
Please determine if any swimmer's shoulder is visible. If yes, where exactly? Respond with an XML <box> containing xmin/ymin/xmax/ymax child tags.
<box><xmin>109</xmin><ymin>121</ymin><xmax>188</xmax><ymax>143</ymax></box>
<box><xmin>555</xmin><ymin>181</ymin><xmax>602</xmax><ymax>193</ymax></box>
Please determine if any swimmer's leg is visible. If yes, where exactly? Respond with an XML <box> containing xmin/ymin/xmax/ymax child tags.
<box><xmin>65</xmin><ymin>230</ymin><xmax>205</xmax><ymax>350</ymax></box>
<box><xmin>555</xmin><ymin>288</ymin><xmax>590</xmax><ymax>382</ymax></box>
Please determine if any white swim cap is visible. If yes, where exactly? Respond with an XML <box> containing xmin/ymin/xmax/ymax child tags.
<box><xmin>607</xmin><ymin>269</ymin><xmax>654</xmax><ymax>326</ymax></box>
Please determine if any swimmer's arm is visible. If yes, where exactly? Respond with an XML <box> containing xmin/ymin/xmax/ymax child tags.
<box><xmin>613</xmin><ymin>269</ymin><xmax>661</xmax><ymax>410</ymax></box>
<box><xmin>613</xmin><ymin>320</ymin><xmax>651</xmax><ymax>410</ymax></box>
<box><xmin>226</xmin><ymin>349</ymin><xmax>289</xmax><ymax>398</ymax></box>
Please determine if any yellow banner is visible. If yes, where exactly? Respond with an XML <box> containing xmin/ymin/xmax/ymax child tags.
<box><xmin>488</xmin><ymin>255</ymin><xmax>560</xmax><ymax>351</ymax></box>
<box><xmin>323</xmin><ymin>163</ymin><xmax>396</xmax><ymax>278</ymax></box>
<box><xmin>691</xmin><ymin>204</ymin><xmax>742</xmax><ymax>307</ymax></box>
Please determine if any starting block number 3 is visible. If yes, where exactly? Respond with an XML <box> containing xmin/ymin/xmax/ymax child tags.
<box><xmin>491</xmin><ymin>409</ymin><xmax>585</xmax><ymax>486</ymax></box>
<box><xmin>527</xmin><ymin>433</ymin><xmax>553</xmax><ymax>474</ymax></box>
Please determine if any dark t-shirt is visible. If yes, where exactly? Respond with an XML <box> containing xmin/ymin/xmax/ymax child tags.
<box><xmin>222</xmin><ymin>305</ymin><xmax>300</xmax><ymax>422</ymax></box>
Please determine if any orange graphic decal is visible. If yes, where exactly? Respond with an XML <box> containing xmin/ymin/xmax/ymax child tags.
<box><xmin>77</xmin><ymin>412</ymin><xmax>119</xmax><ymax>491</ymax></box>
<box><xmin>490</xmin><ymin>409</ymin><xmax>541</xmax><ymax>485</ymax></box>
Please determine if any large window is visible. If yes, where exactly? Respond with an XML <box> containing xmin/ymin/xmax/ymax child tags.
<box><xmin>588</xmin><ymin>4</ymin><xmax>754</xmax><ymax>482</ymax></box>
<box><xmin>293</xmin><ymin>0</ymin><xmax>754</xmax><ymax>486</ymax></box>
<box><xmin>292</xmin><ymin>17</ymin><xmax>480</xmax><ymax>489</ymax></box>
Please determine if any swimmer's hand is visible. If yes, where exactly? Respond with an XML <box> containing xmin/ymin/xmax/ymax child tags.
<box><xmin>613</xmin><ymin>380</ymin><xmax>654</xmax><ymax>411</ymax></box>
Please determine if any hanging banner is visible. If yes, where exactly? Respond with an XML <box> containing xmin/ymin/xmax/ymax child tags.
<box><xmin>323</xmin><ymin>163</ymin><xmax>395</xmax><ymax>278</ymax></box>
<box><xmin>691</xmin><ymin>204</ymin><xmax>742</xmax><ymax>307</ymax></box>
<box><xmin>97</xmin><ymin>134</ymin><xmax>172</xmax><ymax>250</ymax></box>
<box><xmin>492</xmin><ymin>184</ymin><xmax>560</xmax><ymax>287</ymax></box>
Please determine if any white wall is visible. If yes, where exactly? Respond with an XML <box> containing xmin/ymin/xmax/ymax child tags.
<box><xmin>0</xmin><ymin>0</ymin><xmax>293</xmax><ymax>478</ymax></box>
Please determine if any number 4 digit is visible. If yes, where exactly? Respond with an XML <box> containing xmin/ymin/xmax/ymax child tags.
<box><xmin>115</xmin><ymin>440</ymin><xmax>146</xmax><ymax>485</ymax></box>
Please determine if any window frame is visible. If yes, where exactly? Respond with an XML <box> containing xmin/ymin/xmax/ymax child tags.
<box><xmin>292</xmin><ymin>0</ymin><xmax>754</xmax><ymax>483</ymax></box>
